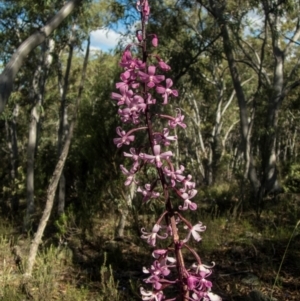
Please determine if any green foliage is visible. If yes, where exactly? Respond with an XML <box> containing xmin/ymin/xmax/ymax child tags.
<box><xmin>54</xmin><ymin>212</ymin><xmax>69</xmax><ymax>238</ymax></box>
<box><xmin>199</xmin><ymin>182</ymin><xmax>239</xmax><ymax>206</ymax></box>
<box><xmin>283</xmin><ymin>162</ymin><xmax>300</xmax><ymax>193</ymax></box>
<box><xmin>99</xmin><ymin>253</ymin><xmax>120</xmax><ymax>301</ymax></box>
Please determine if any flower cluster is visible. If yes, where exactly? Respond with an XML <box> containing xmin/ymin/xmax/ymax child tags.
<box><xmin>111</xmin><ymin>1</ymin><xmax>221</xmax><ymax>300</ymax></box>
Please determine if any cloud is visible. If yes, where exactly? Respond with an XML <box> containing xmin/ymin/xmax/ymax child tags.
<box><xmin>90</xmin><ymin>28</ymin><xmax>122</xmax><ymax>51</ymax></box>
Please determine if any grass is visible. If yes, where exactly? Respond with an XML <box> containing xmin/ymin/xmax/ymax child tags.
<box><xmin>270</xmin><ymin>220</ymin><xmax>300</xmax><ymax>300</ymax></box>
<box><xmin>0</xmin><ymin>206</ymin><xmax>299</xmax><ymax>301</ymax></box>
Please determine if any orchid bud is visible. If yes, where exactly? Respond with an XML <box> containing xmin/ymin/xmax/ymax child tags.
<box><xmin>136</xmin><ymin>30</ymin><xmax>143</xmax><ymax>42</ymax></box>
<box><xmin>158</xmin><ymin>60</ymin><xmax>171</xmax><ymax>71</ymax></box>
<box><xmin>151</xmin><ymin>34</ymin><xmax>158</xmax><ymax>47</ymax></box>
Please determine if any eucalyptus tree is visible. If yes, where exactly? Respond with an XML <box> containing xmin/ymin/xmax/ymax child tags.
<box><xmin>194</xmin><ymin>0</ymin><xmax>300</xmax><ymax>214</ymax></box>
<box><xmin>0</xmin><ymin>0</ymin><xmax>87</xmax><ymax>222</ymax></box>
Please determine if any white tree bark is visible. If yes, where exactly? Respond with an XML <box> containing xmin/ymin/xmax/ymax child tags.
<box><xmin>5</xmin><ymin>104</ymin><xmax>19</xmax><ymax>211</ymax></box>
<box><xmin>25</xmin><ymin>121</ymin><xmax>75</xmax><ymax>277</ymax></box>
<box><xmin>57</xmin><ymin>42</ymin><xmax>74</xmax><ymax>215</ymax></box>
<box><xmin>24</xmin><ymin>40</ymin><xmax>55</xmax><ymax>231</ymax></box>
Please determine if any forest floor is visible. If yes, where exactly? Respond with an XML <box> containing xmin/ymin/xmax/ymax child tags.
<box><xmin>0</xmin><ymin>201</ymin><xmax>299</xmax><ymax>301</ymax></box>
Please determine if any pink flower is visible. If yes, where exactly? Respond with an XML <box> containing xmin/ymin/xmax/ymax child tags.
<box><xmin>153</xmin><ymin>128</ymin><xmax>177</xmax><ymax>146</ymax></box>
<box><xmin>120</xmin><ymin>57</ymin><xmax>145</xmax><ymax>71</ymax></box>
<box><xmin>139</xmin><ymin>66</ymin><xmax>165</xmax><ymax>88</ymax></box>
<box><xmin>181</xmin><ymin>174</ymin><xmax>196</xmax><ymax>191</ymax></box>
<box><xmin>187</xmin><ymin>274</ymin><xmax>202</xmax><ymax>290</ymax></box>
<box><xmin>143</xmin><ymin>260</ymin><xmax>171</xmax><ymax>277</ymax></box>
<box><xmin>191</xmin><ymin>262</ymin><xmax>215</xmax><ymax>278</ymax></box>
<box><xmin>136</xmin><ymin>0</ymin><xmax>150</xmax><ymax>21</ymax></box>
<box><xmin>139</xmin><ymin>144</ymin><xmax>173</xmax><ymax>168</ymax></box>
<box><xmin>113</xmin><ymin>127</ymin><xmax>135</xmax><ymax>148</ymax></box>
<box><xmin>136</xmin><ymin>30</ymin><xmax>143</xmax><ymax>42</ymax></box>
<box><xmin>156</xmin><ymin>78</ymin><xmax>178</xmax><ymax>104</ymax></box>
<box><xmin>168</xmin><ymin>109</ymin><xmax>186</xmax><ymax>129</ymax></box>
<box><xmin>137</xmin><ymin>184</ymin><xmax>160</xmax><ymax>202</ymax></box>
<box><xmin>111</xmin><ymin>87</ymin><xmax>133</xmax><ymax>106</ymax></box>
<box><xmin>120</xmin><ymin>46</ymin><xmax>132</xmax><ymax>65</ymax></box>
<box><xmin>158</xmin><ymin>60</ymin><xmax>171</xmax><ymax>71</ymax></box>
<box><xmin>152</xmin><ymin>249</ymin><xmax>176</xmax><ymax>265</ymax></box>
<box><xmin>123</xmin><ymin>147</ymin><xmax>139</xmax><ymax>161</ymax></box>
<box><xmin>183</xmin><ymin>221</ymin><xmax>206</xmax><ymax>243</ymax></box>
<box><xmin>163</xmin><ymin>164</ymin><xmax>185</xmax><ymax>187</ymax></box>
<box><xmin>142</xmin><ymin>0</ymin><xmax>150</xmax><ymax>20</ymax></box>
<box><xmin>120</xmin><ymin>165</ymin><xmax>136</xmax><ymax>186</ymax></box>
<box><xmin>123</xmin><ymin>148</ymin><xmax>140</xmax><ymax>172</ymax></box>
<box><xmin>116</xmin><ymin>78</ymin><xmax>139</xmax><ymax>90</ymax></box>
<box><xmin>140</xmin><ymin>287</ymin><xmax>165</xmax><ymax>301</ymax></box>
<box><xmin>178</xmin><ymin>189</ymin><xmax>198</xmax><ymax>211</ymax></box>
<box><xmin>146</xmin><ymin>93</ymin><xmax>156</xmax><ymax>105</ymax></box>
<box><xmin>141</xmin><ymin>224</ymin><xmax>168</xmax><ymax>246</ymax></box>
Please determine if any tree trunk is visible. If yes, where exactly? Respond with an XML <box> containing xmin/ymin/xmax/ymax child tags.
<box><xmin>115</xmin><ymin>183</ymin><xmax>136</xmax><ymax>238</ymax></box>
<box><xmin>24</xmin><ymin>40</ymin><xmax>55</xmax><ymax>231</ymax></box>
<box><xmin>6</xmin><ymin>104</ymin><xmax>20</xmax><ymax>211</ymax></box>
<box><xmin>25</xmin><ymin>66</ymin><xmax>43</xmax><ymax>231</ymax></box>
<box><xmin>25</xmin><ymin>121</ymin><xmax>75</xmax><ymax>277</ymax></box>
<box><xmin>57</xmin><ymin>43</ymin><xmax>74</xmax><ymax>216</ymax></box>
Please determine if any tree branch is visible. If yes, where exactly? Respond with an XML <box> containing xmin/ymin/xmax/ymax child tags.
<box><xmin>0</xmin><ymin>0</ymin><xmax>82</xmax><ymax>114</ymax></box>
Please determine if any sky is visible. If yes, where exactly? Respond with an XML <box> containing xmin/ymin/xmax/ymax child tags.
<box><xmin>89</xmin><ymin>10</ymin><xmax>264</xmax><ymax>53</ymax></box>
<box><xmin>90</xmin><ymin>28</ymin><xmax>122</xmax><ymax>52</ymax></box>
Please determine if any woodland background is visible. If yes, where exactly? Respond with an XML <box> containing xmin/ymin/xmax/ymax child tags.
<box><xmin>0</xmin><ymin>0</ymin><xmax>299</xmax><ymax>300</ymax></box>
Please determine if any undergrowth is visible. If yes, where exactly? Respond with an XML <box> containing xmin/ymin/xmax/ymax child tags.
<box><xmin>0</xmin><ymin>209</ymin><xmax>299</xmax><ymax>300</ymax></box>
